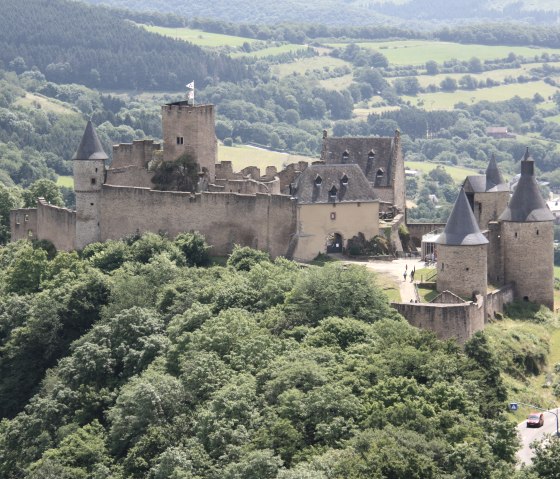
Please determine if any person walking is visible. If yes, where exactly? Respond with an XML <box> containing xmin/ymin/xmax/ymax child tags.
<box><xmin>410</xmin><ymin>269</ymin><xmax>415</xmax><ymax>282</ymax></box>
<box><xmin>403</xmin><ymin>270</ymin><xmax>407</xmax><ymax>281</ymax></box>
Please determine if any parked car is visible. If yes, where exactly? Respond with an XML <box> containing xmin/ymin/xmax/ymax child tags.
<box><xmin>527</xmin><ymin>412</ymin><xmax>544</xmax><ymax>428</ymax></box>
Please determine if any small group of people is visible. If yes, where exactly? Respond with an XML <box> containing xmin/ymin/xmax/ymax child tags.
<box><xmin>403</xmin><ymin>264</ymin><xmax>416</xmax><ymax>282</ymax></box>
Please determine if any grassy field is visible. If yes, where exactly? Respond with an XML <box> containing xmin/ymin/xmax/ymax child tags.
<box><xmin>405</xmin><ymin>160</ymin><xmax>479</xmax><ymax>183</ymax></box>
<box><xmin>142</xmin><ymin>25</ymin><xmax>254</xmax><ymax>48</ymax></box>
<box><xmin>57</xmin><ymin>176</ymin><xmax>74</xmax><ymax>188</ymax></box>
<box><xmin>401</xmin><ymin>80</ymin><xmax>560</xmax><ymax>110</ymax></box>
<box><xmin>15</xmin><ymin>93</ymin><xmax>76</xmax><ymax>116</ymax></box>
<box><xmin>319</xmin><ymin>74</ymin><xmax>355</xmax><ymax>90</ymax></box>
<box><xmin>353</xmin><ymin>104</ymin><xmax>400</xmax><ymax>119</ymax></box>
<box><xmin>546</xmin><ymin>114</ymin><xmax>560</xmax><ymax>124</ymax></box>
<box><xmin>234</xmin><ymin>44</ymin><xmax>309</xmax><ymax>58</ymax></box>
<box><xmin>398</xmin><ymin>62</ymin><xmax>560</xmax><ymax>89</ymax></box>
<box><xmin>218</xmin><ymin>144</ymin><xmax>311</xmax><ymax>170</ymax></box>
<box><xmin>272</xmin><ymin>55</ymin><xmax>351</xmax><ymax>77</ymax></box>
<box><xmin>326</xmin><ymin>40</ymin><xmax>560</xmax><ymax>66</ymax></box>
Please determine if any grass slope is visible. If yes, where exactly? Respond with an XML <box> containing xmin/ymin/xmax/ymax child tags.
<box><xmin>218</xmin><ymin>144</ymin><xmax>311</xmax><ymax>170</ymax></box>
<box><xmin>143</xmin><ymin>25</ymin><xmax>254</xmax><ymax>47</ymax></box>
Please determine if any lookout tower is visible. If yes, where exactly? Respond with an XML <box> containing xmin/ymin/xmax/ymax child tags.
<box><xmin>161</xmin><ymin>101</ymin><xmax>217</xmax><ymax>182</ymax></box>
<box><xmin>436</xmin><ymin>188</ymin><xmax>489</xmax><ymax>299</ymax></box>
<box><xmin>73</xmin><ymin>121</ymin><xmax>107</xmax><ymax>250</ymax></box>
<box><xmin>499</xmin><ymin>148</ymin><xmax>554</xmax><ymax>309</ymax></box>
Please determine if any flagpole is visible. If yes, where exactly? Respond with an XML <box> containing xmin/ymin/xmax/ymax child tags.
<box><xmin>186</xmin><ymin>81</ymin><xmax>195</xmax><ymax>105</ymax></box>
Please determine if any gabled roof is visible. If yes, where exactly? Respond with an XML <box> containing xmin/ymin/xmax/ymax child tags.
<box><xmin>321</xmin><ymin>135</ymin><xmax>397</xmax><ymax>186</ymax></box>
<box><xmin>72</xmin><ymin>121</ymin><xmax>108</xmax><ymax>161</ymax></box>
<box><xmin>463</xmin><ymin>154</ymin><xmax>508</xmax><ymax>193</ymax></box>
<box><xmin>436</xmin><ymin>188</ymin><xmax>488</xmax><ymax>246</ymax></box>
<box><xmin>499</xmin><ymin>148</ymin><xmax>553</xmax><ymax>222</ymax></box>
<box><xmin>292</xmin><ymin>164</ymin><xmax>377</xmax><ymax>205</ymax></box>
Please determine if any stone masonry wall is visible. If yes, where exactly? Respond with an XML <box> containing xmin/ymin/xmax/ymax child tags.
<box><xmin>10</xmin><ymin>208</ymin><xmax>38</xmax><ymax>242</ymax></box>
<box><xmin>502</xmin><ymin>221</ymin><xmax>554</xmax><ymax>310</ymax></box>
<box><xmin>437</xmin><ymin>244</ymin><xmax>488</xmax><ymax>299</ymax></box>
<box><xmin>392</xmin><ymin>296</ymin><xmax>485</xmax><ymax>344</ymax></box>
<box><xmin>473</xmin><ymin>191</ymin><xmax>510</xmax><ymax>231</ymax></box>
<box><xmin>407</xmin><ymin>222</ymin><xmax>446</xmax><ymax>245</ymax></box>
<box><xmin>162</xmin><ymin>104</ymin><xmax>217</xmax><ymax>181</ymax></box>
<box><xmin>487</xmin><ymin>221</ymin><xmax>504</xmax><ymax>285</ymax></box>
<box><xmin>36</xmin><ymin>200</ymin><xmax>76</xmax><ymax>251</ymax></box>
<box><xmin>486</xmin><ymin>283</ymin><xmax>514</xmax><ymax>321</ymax></box>
<box><xmin>99</xmin><ymin>186</ymin><xmax>297</xmax><ymax>258</ymax></box>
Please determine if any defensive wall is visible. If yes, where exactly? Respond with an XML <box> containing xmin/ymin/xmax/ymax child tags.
<box><xmin>99</xmin><ymin>185</ymin><xmax>297</xmax><ymax>258</ymax></box>
<box><xmin>10</xmin><ymin>199</ymin><xmax>76</xmax><ymax>251</ymax></box>
<box><xmin>407</xmin><ymin>222</ymin><xmax>446</xmax><ymax>246</ymax></box>
<box><xmin>392</xmin><ymin>283</ymin><xmax>514</xmax><ymax>344</ymax></box>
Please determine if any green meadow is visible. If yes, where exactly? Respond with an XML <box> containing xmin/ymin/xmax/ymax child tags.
<box><xmin>16</xmin><ymin>93</ymin><xmax>77</xmax><ymax>116</ymax></box>
<box><xmin>57</xmin><ymin>176</ymin><xmax>74</xmax><ymax>188</ymax></box>
<box><xmin>218</xmin><ymin>144</ymin><xmax>311</xmax><ymax>170</ymax></box>
<box><xmin>404</xmin><ymin>161</ymin><xmax>479</xmax><ymax>183</ymax></box>
<box><xmin>272</xmin><ymin>55</ymin><xmax>351</xmax><ymax>77</ymax></box>
<box><xmin>402</xmin><ymin>80</ymin><xmax>560</xmax><ymax>110</ymax></box>
<box><xmin>143</xmin><ymin>25</ymin><xmax>253</xmax><ymax>48</ymax></box>
<box><xmin>326</xmin><ymin>40</ymin><xmax>560</xmax><ymax>66</ymax></box>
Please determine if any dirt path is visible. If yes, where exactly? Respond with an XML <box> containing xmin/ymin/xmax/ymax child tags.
<box><xmin>343</xmin><ymin>258</ymin><xmax>426</xmax><ymax>303</ymax></box>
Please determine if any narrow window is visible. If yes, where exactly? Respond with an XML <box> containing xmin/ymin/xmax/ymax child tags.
<box><xmin>466</xmin><ymin>267</ymin><xmax>469</xmax><ymax>271</ymax></box>
<box><xmin>441</xmin><ymin>263</ymin><xmax>444</xmax><ymax>271</ymax></box>
<box><xmin>15</xmin><ymin>214</ymin><xmax>20</xmax><ymax>225</ymax></box>
<box><xmin>536</xmin><ymin>229</ymin><xmax>539</xmax><ymax>235</ymax></box>
<box><xmin>24</xmin><ymin>214</ymin><xmax>29</xmax><ymax>222</ymax></box>
<box><xmin>95</xmin><ymin>168</ymin><xmax>98</xmax><ymax>172</ymax></box>
<box><xmin>330</xmin><ymin>212</ymin><xmax>336</xmax><ymax>220</ymax></box>
<box><xmin>515</xmin><ymin>232</ymin><xmax>518</xmax><ymax>238</ymax></box>
<box><xmin>177</xmin><ymin>137</ymin><xmax>184</xmax><ymax>145</ymax></box>
<box><xmin>91</xmin><ymin>178</ymin><xmax>96</xmax><ymax>185</ymax></box>
<box><xmin>90</xmin><ymin>203</ymin><xmax>94</xmax><ymax>206</ymax></box>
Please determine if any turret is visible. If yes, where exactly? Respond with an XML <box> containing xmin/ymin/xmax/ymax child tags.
<box><xmin>436</xmin><ymin>188</ymin><xmax>488</xmax><ymax>299</ymax></box>
<box><xmin>499</xmin><ymin>148</ymin><xmax>554</xmax><ymax>309</ymax></box>
<box><xmin>73</xmin><ymin>121</ymin><xmax>107</xmax><ymax>249</ymax></box>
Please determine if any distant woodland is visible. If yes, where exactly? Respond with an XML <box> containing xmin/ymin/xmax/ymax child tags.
<box><xmin>0</xmin><ymin>0</ymin><xmax>251</xmax><ymax>91</ymax></box>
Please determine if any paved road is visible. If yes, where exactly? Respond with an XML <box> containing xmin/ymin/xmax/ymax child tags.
<box><xmin>516</xmin><ymin>409</ymin><xmax>559</xmax><ymax>466</ymax></box>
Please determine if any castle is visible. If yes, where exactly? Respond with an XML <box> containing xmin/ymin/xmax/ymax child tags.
<box><xmin>10</xmin><ymin>100</ymin><xmax>554</xmax><ymax>343</ymax></box>
<box><xmin>394</xmin><ymin>149</ymin><xmax>554</xmax><ymax>343</ymax></box>
<box><xmin>10</xmin><ymin>101</ymin><xmax>405</xmax><ymax>262</ymax></box>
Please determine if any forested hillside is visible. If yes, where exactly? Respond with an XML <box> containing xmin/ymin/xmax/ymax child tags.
<box><xmin>83</xmin><ymin>0</ymin><xmax>560</xmax><ymax>25</ymax></box>
<box><xmin>0</xmin><ymin>0</ymin><xmax>250</xmax><ymax>91</ymax></box>
<box><xmin>0</xmin><ymin>236</ymin><xmax>523</xmax><ymax>478</ymax></box>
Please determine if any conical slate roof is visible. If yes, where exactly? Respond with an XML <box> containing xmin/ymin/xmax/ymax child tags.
<box><xmin>436</xmin><ymin>188</ymin><xmax>488</xmax><ymax>246</ymax></box>
<box><xmin>485</xmin><ymin>154</ymin><xmax>505</xmax><ymax>190</ymax></box>
<box><xmin>499</xmin><ymin>148</ymin><xmax>553</xmax><ymax>222</ymax></box>
<box><xmin>72</xmin><ymin>121</ymin><xmax>108</xmax><ymax>161</ymax></box>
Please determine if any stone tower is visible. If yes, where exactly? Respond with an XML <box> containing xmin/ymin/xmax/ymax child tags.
<box><xmin>161</xmin><ymin>101</ymin><xmax>217</xmax><ymax>183</ymax></box>
<box><xmin>436</xmin><ymin>188</ymin><xmax>488</xmax><ymax>299</ymax></box>
<box><xmin>463</xmin><ymin>154</ymin><xmax>510</xmax><ymax>231</ymax></box>
<box><xmin>73</xmin><ymin>121</ymin><xmax>107</xmax><ymax>250</ymax></box>
<box><xmin>499</xmin><ymin>148</ymin><xmax>554</xmax><ymax>309</ymax></box>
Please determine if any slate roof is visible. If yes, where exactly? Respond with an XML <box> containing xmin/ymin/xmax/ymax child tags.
<box><xmin>321</xmin><ymin>136</ymin><xmax>396</xmax><ymax>186</ymax></box>
<box><xmin>292</xmin><ymin>164</ymin><xmax>378</xmax><ymax>205</ymax></box>
<box><xmin>73</xmin><ymin>121</ymin><xmax>108</xmax><ymax>161</ymax></box>
<box><xmin>436</xmin><ymin>188</ymin><xmax>489</xmax><ymax>246</ymax></box>
<box><xmin>499</xmin><ymin>148</ymin><xmax>554</xmax><ymax>222</ymax></box>
<box><xmin>463</xmin><ymin>155</ymin><xmax>509</xmax><ymax>193</ymax></box>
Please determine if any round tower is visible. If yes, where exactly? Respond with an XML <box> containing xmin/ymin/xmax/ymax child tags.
<box><xmin>73</xmin><ymin>121</ymin><xmax>107</xmax><ymax>250</ymax></box>
<box><xmin>436</xmin><ymin>188</ymin><xmax>488</xmax><ymax>299</ymax></box>
<box><xmin>499</xmin><ymin>148</ymin><xmax>554</xmax><ymax>309</ymax></box>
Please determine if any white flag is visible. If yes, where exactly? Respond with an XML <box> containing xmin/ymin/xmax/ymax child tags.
<box><xmin>186</xmin><ymin>81</ymin><xmax>194</xmax><ymax>89</ymax></box>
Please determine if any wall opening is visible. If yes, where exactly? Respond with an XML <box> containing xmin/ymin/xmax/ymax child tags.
<box><xmin>91</xmin><ymin>178</ymin><xmax>96</xmax><ymax>185</ymax></box>
<box><xmin>177</xmin><ymin>137</ymin><xmax>184</xmax><ymax>145</ymax></box>
<box><xmin>326</xmin><ymin>233</ymin><xmax>343</xmax><ymax>254</ymax></box>
<box><xmin>523</xmin><ymin>296</ymin><xmax>529</xmax><ymax>302</ymax></box>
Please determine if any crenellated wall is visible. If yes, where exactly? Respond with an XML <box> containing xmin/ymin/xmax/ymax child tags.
<box><xmin>99</xmin><ymin>186</ymin><xmax>297</xmax><ymax>258</ymax></box>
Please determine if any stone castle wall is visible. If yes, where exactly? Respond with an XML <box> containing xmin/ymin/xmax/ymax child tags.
<box><xmin>392</xmin><ymin>295</ymin><xmax>485</xmax><ymax>344</ymax></box>
<box><xmin>108</xmin><ymin>140</ymin><xmax>162</xmax><ymax>188</ymax></box>
<box><xmin>10</xmin><ymin>201</ymin><xmax>75</xmax><ymax>251</ymax></box>
<box><xmin>501</xmin><ymin>221</ymin><xmax>554</xmax><ymax>309</ymax></box>
<box><xmin>486</xmin><ymin>283</ymin><xmax>515</xmax><ymax>320</ymax></box>
<box><xmin>392</xmin><ymin>143</ymin><xmax>406</xmax><ymax>212</ymax></box>
<box><xmin>407</xmin><ymin>222</ymin><xmax>446</xmax><ymax>245</ymax></box>
<box><xmin>473</xmin><ymin>191</ymin><xmax>510</xmax><ymax>231</ymax></box>
<box><xmin>99</xmin><ymin>185</ymin><xmax>297</xmax><ymax>258</ymax></box>
<box><xmin>437</xmin><ymin>244</ymin><xmax>488</xmax><ymax>299</ymax></box>
<box><xmin>487</xmin><ymin>221</ymin><xmax>504</xmax><ymax>285</ymax></box>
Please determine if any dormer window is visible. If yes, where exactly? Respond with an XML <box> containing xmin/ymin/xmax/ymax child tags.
<box><xmin>329</xmin><ymin>185</ymin><xmax>338</xmax><ymax>199</ymax></box>
<box><xmin>341</xmin><ymin>174</ymin><xmax>348</xmax><ymax>186</ymax></box>
<box><xmin>314</xmin><ymin>175</ymin><xmax>322</xmax><ymax>186</ymax></box>
<box><xmin>376</xmin><ymin>168</ymin><xmax>384</xmax><ymax>178</ymax></box>
<box><xmin>342</xmin><ymin>150</ymin><xmax>349</xmax><ymax>163</ymax></box>
<box><xmin>368</xmin><ymin>150</ymin><xmax>375</xmax><ymax>161</ymax></box>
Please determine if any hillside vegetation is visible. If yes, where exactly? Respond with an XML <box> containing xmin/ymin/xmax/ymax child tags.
<box><xmin>0</xmin><ymin>0</ymin><xmax>250</xmax><ymax>91</ymax></box>
<box><xmin>0</xmin><ymin>236</ymin><xmax>520</xmax><ymax>478</ymax></box>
